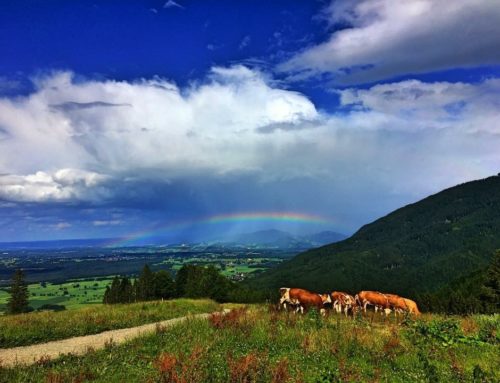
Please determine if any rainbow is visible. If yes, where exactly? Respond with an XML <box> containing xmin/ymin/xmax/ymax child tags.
<box><xmin>105</xmin><ymin>211</ymin><xmax>330</xmax><ymax>248</ymax></box>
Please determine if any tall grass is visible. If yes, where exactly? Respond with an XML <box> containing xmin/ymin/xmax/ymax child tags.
<box><xmin>1</xmin><ymin>306</ymin><xmax>498</xmax><ymax>382</ymax></box>
<box><xmin>0</xmin><ymin>299</ymin><xmax>219</xmax><ymax>348</ymax></box>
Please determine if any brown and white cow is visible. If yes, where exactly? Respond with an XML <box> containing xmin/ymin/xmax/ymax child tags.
<box><xmin>400</xmin><ymin>297</ymin><xmax>420</xmax><ymax>316</ymax></box>
<box><xmin>382</xmin><ymin>293</ymin><xmax>421</xmax><ymax>317</ymax></box>
<box><xmin>279</xmin><ymin>287</ymin><xmax>331</xmax><ymax>315</ymax></box>
<box><xmin>331</xmin><ymin>291</ymin><xmax>357</xmax><ymax>317</ymax></box>
<box><xmin>355</xmin><ymin>291</ymin><xmax>391</xmax><ymax>315</ymax></box>
<box><xmin>384</xmin><ymin>293</ymin><xmax>405</xmax><ymax>316</ymax></box>
<box><xmin>279</xmin><ymin>287</ymin><xmax>300</xmax><ymax>311</ymax></box>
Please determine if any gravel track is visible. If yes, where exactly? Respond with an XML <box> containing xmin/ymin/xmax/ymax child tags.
<box><xmin>0</xmin><ymin>310</ymin><xmax>225</xmax><ymax>367</ymax></box>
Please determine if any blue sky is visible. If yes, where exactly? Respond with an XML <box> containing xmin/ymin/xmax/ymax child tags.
<box><xmin>1</xmin><ymin>0</ymin><xmax>500</xmax><ymax>242</ymax></box>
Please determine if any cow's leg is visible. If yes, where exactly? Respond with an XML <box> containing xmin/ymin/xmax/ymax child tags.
<box><xmin>320</xmin><ymin>308</ymin><xmax>326</xmax><ymax>316</ymax></box>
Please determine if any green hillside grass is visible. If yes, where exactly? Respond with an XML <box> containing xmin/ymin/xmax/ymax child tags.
<box><xmin>250</xmin><ymin>175</ymin><xmax>500</xmax><ymax>296</ymax></box>
<box><xmin>1</xmin><ymin>306</ymin><xmax>498</xmax><ymax>382</ymax></box>
<box><xmin>0</xmin><ymin>298</ymin><xmax>219</xmax><ymax>348</ymax></box>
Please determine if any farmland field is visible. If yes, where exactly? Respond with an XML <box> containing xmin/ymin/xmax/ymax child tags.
<box><xmin>0</xmin><ymin>278</ymin><xmax>113</xmax><ymax>313</ymax></box>
<box><xmin>1</xmin><ymin>305</ymin><xmax>498</xmax><ymax>382</ymax></box>
<box><xmin>0</xmin><ymin>244</ymin><xmax>294</xmax><ymax>313</ymax></box>
<box><xmin>0</xmin><ymin>244</ymin><xmax>294</xmax><ymax>286</ymax></box>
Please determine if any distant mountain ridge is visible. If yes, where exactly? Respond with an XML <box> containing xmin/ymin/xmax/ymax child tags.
<box><xmin>219</xmin><ymin>229</ymin><xmax>347</xmax><ymax>248</ymax></box>
<box><xmin>0</xmin><ymin>230</ymin><xmax>347</xmax><ymax>250</ymax></box>
<box><xmin>250</xmin><ymin>175</ymin><xmax>500</xmax><ymax>295</ymax></box>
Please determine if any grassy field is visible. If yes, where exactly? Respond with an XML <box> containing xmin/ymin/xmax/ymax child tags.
<box><xmin>0</xmin><ymin>305</ymin><xmax>498</xmax><ymax>382</ymax></box>
<box><xmin>0</xmin><ymin>278</ymin><xmax>114</xmax><ymax>313</ymax></box>
<box><xmin>0</xmin><ymin>299</ymin><xmax>219</xmax><ymax>348</ymax></box>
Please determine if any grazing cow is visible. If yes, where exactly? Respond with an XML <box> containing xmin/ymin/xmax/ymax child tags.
<box><xmin>384</xmin><ymin>293</ymin><xmax>406</xmax><ymax>316</ymax></box>
<box><xmin>355</xmin><ymin>291</ymin><xmax>391</xmax><ymax>315</ymax></box>
<box><xmin>331</xmin><ymin>291</ymin><xmax>357</xmax><ymax>317</ymax></box>
<box><xmin>279</xmin><ymin>287</ymin><xmax>300</xmax><ymax>312</ymax></box>
<box><xmin>383</xmin><ymin>293</ymin><xmax>421</xmax><ymax>317</ymax></box>
<box><xmin>401</xmin><ymin>297</ymin><xmax>420</xmax><ymax>316</ymax></box>
<box><xmin>279</xmin><ymin>287</ymin><xmax>331</xmax><ymax>315</ymax></box>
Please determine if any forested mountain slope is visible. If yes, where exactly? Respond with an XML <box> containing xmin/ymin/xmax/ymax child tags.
<box><xmin>251</xmin><ymin>175</ymin><xmax>500</xmax><ymax>296</ymax></box>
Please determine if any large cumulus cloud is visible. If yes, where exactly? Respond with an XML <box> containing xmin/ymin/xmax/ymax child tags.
<box><xmin>0</xmin><ymin>66</ymin><xmax>319</xmax><ymax>202</ymax></box>
<box><xmin>0</xmin><ymin>66</ymin><xmax>499</xmax><ymax>237</ymax></box>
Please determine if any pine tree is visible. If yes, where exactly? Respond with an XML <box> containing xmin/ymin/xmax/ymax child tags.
<box><xmin>7</xmin><ymin>269</ymin><xmax>29</xmax><ymax>314</ymax></box>
<box><xmin>107</xmin><ymin>276</ymin><xmax>121</xmax><ymax>304</ymax></box>
<box><xmin>119</xmin><ymin>277</ymin><xmax>133</xmax><ymax>303</ymax></box>
<box><xmin>153</xmin><ymin>270</ymin><xmax>175</xmax><ymax>300</ymax></box>
<box><xmin>480</xmin><ymin>250</ymin><xmax>500</xmax><ymax>313</ymax></box>
<box><xmin>137</xmin><ymin>265</ymin><xmax>155</xmax><ymax>301</ymax></box>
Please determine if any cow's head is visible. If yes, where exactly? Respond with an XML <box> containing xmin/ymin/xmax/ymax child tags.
<box><xmin>320</xmin><ymin>293</ymin><xmax>332</xmax><ymax>304</ymax></box>
<box><xmin>279</xmin><ymin>287</ymin><xmax>290</xmax><ymax>304</ymax></box>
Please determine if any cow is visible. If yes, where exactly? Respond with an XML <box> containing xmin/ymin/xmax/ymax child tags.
<box><xmin>331</xmin><ymin>291</ymin><xmax>357</xmax><ymax>317</ymax></box>
<box><xmin>382</xmin><ymin>293</ymin><xmax>421</xmax><ymax>317</ymax></box>
<box><xmin>400</xmin><ymin>297</ymin><xmax>420</xmax><ymax>316</ymax></box>
<box><xmin>384</xmin><ymin>293</ymin><xmax>406</xmax><ymax>316</ymax></box>
<box><xmin>279</xmin><ymin>287</ymin><xmax>331</xmax><ymax>315</ymax></box>
<box><xmin>355</xmin><ymin>291</ymin><xmax>391</xmax><ymax>315</ymax></box>
<box><xmin>279</xmin><ymin>287</ymin><xmax>300</xmax><ymax>312</ymax></box>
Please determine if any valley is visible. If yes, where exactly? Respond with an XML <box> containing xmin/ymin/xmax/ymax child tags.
<box><xmin>0</xmin><ymin>243</ymin><xmax>297</xmax><ymax>312</ymax></box>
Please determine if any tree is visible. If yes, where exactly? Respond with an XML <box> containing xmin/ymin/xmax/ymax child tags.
<box><xmin>480</xmin><ymin>250</ymin><xmax>500</xmax><ymax>313</ymax></box>
<box><xmin>119</xmin><ymin>277</ymin><xmax>133</xmax><ymax>303</ymax></box>
<box><xmin>175</xmin><ymin>264</ymin><xmax>195</xmax><ymax>297</ymax></box>
<box><xmin>7</xmin><ymin>269</ymin><xmax>29</xmax><ymax>314</ymax></box>
<box><xmin>103</xmin><ymin>285</ymin><xmax>111</xmax><ymax>304</ymax></box>
<box><xmin>103</xmin><ymin>277</ymin><xmax>121</xmax><ymax>304</ymax></box>
<box><xmin>153</xmin><ymin>270</ymin><xmax>175</xmax><ymax>300</ymax></box>
<box><xmin>136</xmin><ymin>265</ymin><xmax>155</xmax><ymax>301</ymax></box>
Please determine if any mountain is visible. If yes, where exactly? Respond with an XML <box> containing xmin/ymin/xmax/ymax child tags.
<box><xmin>219</xmin><ymin>229</ymin><xmax>347</xmax><ymax>248</ymax></box>
<box><xmin>249</xmin><ymin>175</ymin><xmax>500</xmax><ymax>296</ymax></box>
<box><xmin>306</xmin><ymin>231</ymin><xmax>347</xmax><ymax>245</ymax></box>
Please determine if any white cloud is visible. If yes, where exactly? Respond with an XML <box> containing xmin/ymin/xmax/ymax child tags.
<box><xmin>0</xmin><ymin>66</ymin><xmax>498</xmax><ymax>211</ymax></box>
<box><xmin>52</xmin><ymin>222</ymin><xmax>72</xmax><ymax>230</ymax></box>
<box><xmin>279</xmin><ymin>0</ymin><xmax>500</xmax><ymax>84</ymax></box>
<box><xmin>336</xmin><ymin>78</ymin><xmax>500</xmax><ymax>133</ymax></box>
<box><xmin>239</xmin><ymin>35</ymin><xmax>251</xmax><ymax>50</ymax></box>
<box><xmin>0</xmin><ymin>66</ymin><xmax>319</xmax><ymax>202</ymax></box>
<box><xmin>0</xmin><ymin>169</ymin><xmax>110</xmax><ymax>202</ymax></box>
<box><xmin>163</xmin><ymin>0</ymin><xmax>184</xmax><ymax>10</ymax></box>
<box><xmin>92</xmin><ymin>220</ymin><xmax>122</xmax><ymax>226</ymax></box>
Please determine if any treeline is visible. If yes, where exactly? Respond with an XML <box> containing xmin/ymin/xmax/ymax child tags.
<box><xmin>416</xmin><ymin>251</ymin><xmax>499</xmax><ymax>314</ymax></box>
<box><xmin>103</xmin><ymin>264</ymin><xmax>266</xmax><ymax>304</ymax></box>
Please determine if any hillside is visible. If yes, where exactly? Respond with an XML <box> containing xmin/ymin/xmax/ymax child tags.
<box><xmin>2</xmin><ymin>306</ymin><xmax>498</xmax><ymax>382</ymax></box>
<box><xmin>250</xmin><ymin>175</ymin><xmax>500</xmax><ymax>295</ymax></box>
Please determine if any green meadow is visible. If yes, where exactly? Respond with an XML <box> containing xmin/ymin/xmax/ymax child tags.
<box><xmin>0</xmin><ymin>298</ymin><xmax>219</xmax><ymax>348</ymax></box>
<box><xmin>0</xmin><ymin>278</ymin><xmax>113</xmax><ymax>313</ymax></box>
<box><xmin>1</xmin><ymin>305</ymin><xmax>498</xmax><ymax>382</ymax></box>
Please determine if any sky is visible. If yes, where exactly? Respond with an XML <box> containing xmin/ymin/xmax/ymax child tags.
<box><xmin>1</xmin><ymin>0</ymin><xmax>500</xmax><ymax>243</ymax></box>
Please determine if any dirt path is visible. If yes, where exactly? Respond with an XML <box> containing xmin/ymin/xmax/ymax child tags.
<box><xmin>0</xmin><ymin>310</ymin><xmax>227</xmax><ymax>368</ymax></box>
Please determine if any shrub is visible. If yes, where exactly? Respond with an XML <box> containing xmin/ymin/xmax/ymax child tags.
<box><xmin>271</xmin><ymin>358</ymin><xmax>290</xmax><ymax>383</ymax></box>
<box><xmin>209</xmin><ymin>307</ymin><xmax>248</xmax><ymax>330</ymax></box>
<box><xmin>227</xmin><ymin>353</ymin><xmax>262</xmax><ymax>383</ymax></box>
<box><xmin>407</xmin><ymin>318</ymin><xmax>483</xmax><ymax>347</ymax></box>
